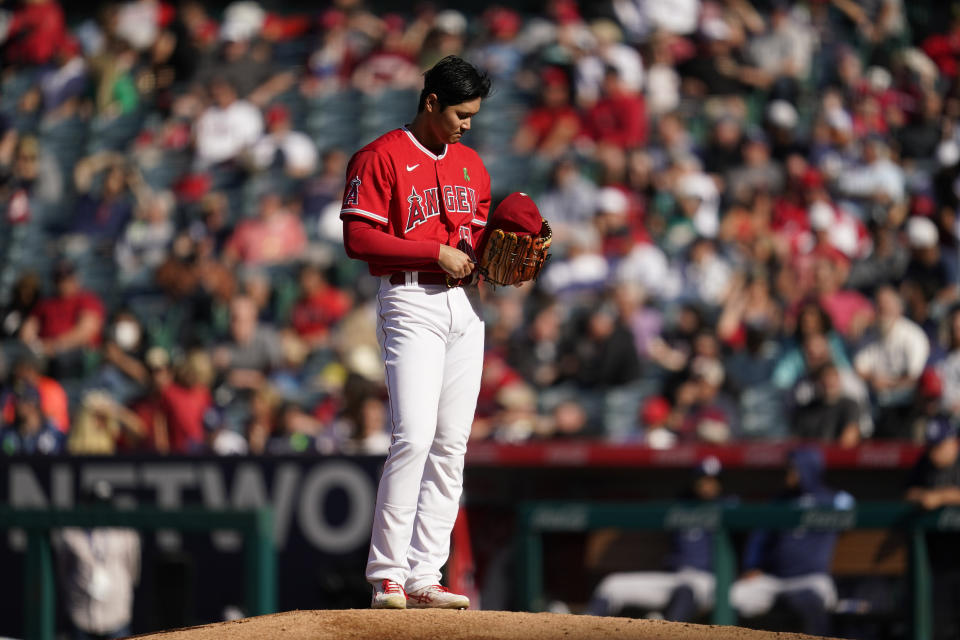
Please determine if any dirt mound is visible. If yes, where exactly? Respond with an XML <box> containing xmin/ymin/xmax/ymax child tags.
<box><xmin>130</xmin><ymin>609</ymin><xmax>832</xmax><ymax>640</ymax></box>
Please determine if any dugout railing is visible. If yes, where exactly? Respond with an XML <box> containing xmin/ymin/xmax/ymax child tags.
<box><xmin>0</xmin><ymin>506</ymin><xmax>276</xmax><ymax>640</ymax></box>
<box><xmin>516</xmin><ymin>501</ymin><xmax>958</xmax><ymax>640</ymax></box>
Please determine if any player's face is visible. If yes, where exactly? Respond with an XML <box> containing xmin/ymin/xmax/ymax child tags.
<box><xmin>434</xmin><ymin>98</ymin><xmax>482</xmax><ymax>144</ymax></box>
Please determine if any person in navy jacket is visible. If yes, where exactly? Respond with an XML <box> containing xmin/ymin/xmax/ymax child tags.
<box><xmin>588</xmin><ymin>456</ymin><xmax>732</xmax><ymax>621</ymax></box>
<box><xmin>730</xmin><ymin>447</ymin><xmax>854</xmax><ymax>636</ymax></box>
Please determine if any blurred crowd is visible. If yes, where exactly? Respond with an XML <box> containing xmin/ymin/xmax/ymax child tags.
<box><xmin>0</xmin><ymin>0</ymin><xmax>958</xmax><ymax>456</ymax></box>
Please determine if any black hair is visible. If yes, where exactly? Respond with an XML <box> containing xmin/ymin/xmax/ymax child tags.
<box><xmin>418</xmin><ymin>55</ymin><xmax>492</xmax><ymax>112</ymax></box>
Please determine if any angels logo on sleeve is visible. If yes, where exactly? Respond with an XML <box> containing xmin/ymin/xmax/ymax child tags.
<box><xmin>345</xmin><ymin>176</ymin><xmax>361</xmax><ymax>206</ymax></box>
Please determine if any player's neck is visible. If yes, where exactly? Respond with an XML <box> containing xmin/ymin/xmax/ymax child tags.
<box><xmin>407</xmin><ymin>116</ymin><xmax>446</xmax><ymax>156</ymax></box>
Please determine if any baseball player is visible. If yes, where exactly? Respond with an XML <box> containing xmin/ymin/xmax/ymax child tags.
<box><xmin>588</xmin><ymin>457</ymin><xmax>727</xmax><ymax>622</ymax></box>
<box><xmin>340</xmin><ymin>55</ymin><xmax>492</xmax><ymax>610</ymax></box>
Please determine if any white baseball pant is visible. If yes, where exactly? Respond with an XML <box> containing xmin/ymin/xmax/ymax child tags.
<box><xmin>366</xmin><ymin>274</ymin><xmax>484</xmax><ymax>593</ymax></box>
<box><xmin>589</xmin><ymin>568</ymin><xmax>716</xmax><ymax>615</ymax></box>
<box><xmin>730</xmin><ymin>572</ymin><xmax>837</xmax><ymax>617</ymax></box>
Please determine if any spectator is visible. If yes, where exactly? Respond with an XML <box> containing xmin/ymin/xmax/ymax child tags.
<box><xmin>159</xmin><ymin>349</ymin><xmax>213</xmax><ymax>454</ymax></box>
<box><xmin>1</xmin><ymin>0</ymin><xmax>67</xmax><ymax>66</ymax></box>
<box><xmin>90</xmin><ymin>40</ymin><xmax>140</xmax><ymax>117</ymax></box>
<box><xmin>223</xmin><ymin>192</ymin><xmax>307</xmax><ymax>266</ymax></box>
<box><xmin>94</xmin><ymin>310</ymin><xmax>150</xmax><ymax>404</ymax></box>
<box><xmin>0</xmin><ymin>134</ymin><xmax>63</xmax><ymax>209</ymax></box>
<box><xmin>68</xmin><ymin>391</ymin><xmax>145</xmax><ymax>455</ymax></box>
<box><xmin>536</xmin><ymin>158</ymin><xmax>598</xmax><ymax>247</ymax></box>
<box><xmin>513</xmin><ymin>68</ymin><xmax>581</xmax><ymax>162</ymax></box>
<box><xmin>747</xmin><ymin>2</ymin><xmax>814</xmax><ymax>100</ymax></box>
<box><xmin>905</xmin><ymin>416</ymin><xmax>960</xmax><ymax>640</ymax></box>
<box><xmin>0</xmin><ymin>382</ymin><xmax>65</xmax><ymax>455</ymax></box>
<box><xmin>471</xmin><ymin>351</ymin><xmax>537</xmax><ymax>442</ymax></box>
<box><xmin>730</xmin><ymin>448</ymin><xmax>854</xmax><ymax>636</ymax></box>
<box><xmin>575</xmin><ymin>19</ymin><xmax>644</xmax><ymax>106</ymax></box>
<box><xmin>70</xmin><ymin>153</ymin><xmax>135</xmax><ymax>245</ymax></box>
<box><xmin>901</xmin><ymin>216</ymin><xmax>958</xmax><ymax>308</ymax></box>
<box><xmin>39</xmin><ymin>36</ymin><xmax>88</xmax><ymax>116</ymax></box>
<box><xmin>670</xmin><ymin>355</ymin><xmax>737</xmax><ymax>443</ymax></box>
<box><xmin>196</xmin><ymin>5</ymin><xmax>293</xmax><ymax>103</ymax></box>
<box><xmin>20</xmin><ymin>261</ymin><xmax>105</xmax><ymax>379</ymax></box>
<box><xmin>725</xmin><ymin>130</ymin><xmax>784</xmax><ymax>206</ymax></box>
<box><xmin>251</xmin><ymin>104</ymin><xmax>319</xmax><ymax>178</ymax></box>
<box><xmin>643</xmin><ymin>31</ymin><xmax>681</xmax><ymax>116</ymax></box>
<box><xmin>810</xmin><ymin>257</ymin><xmax>874</xmax><ymax>342</ymax></box>
<box><xmin>835</xmin><ymin>137</ymin><xmax>906</xmax><ymax>218</ymax></box>
<box><xmin>128</xmin><ymin>346</ymin><xmax>174</xmax><ymax>453</ymax></box>
<box><xmin>937</xmin><ymin>307</ymin><xmax>960</xmax><ymax>416</ymax></box>
<box><xmin>214</xmin><ymin>296</ymin><xmax>284</xmax><ymax>393</ymax></box>
<box><xmin>589</xmin><ymin>456</ymin><xmax>729</xmax><ymax>621</ymax></box>
<box><xmin>115</xmin><ymin>190</ymin><xmax>176</xmax><ymax>286</ymax></box>
<box><xmin>791</xmin><ymin>363</ymin><xmax>861</xmax><ymax>446</ymax></box>
<box><xmin>581</xmin><ymin>66</ymin><xmax>647</xmax><ymax>150</ymax></box>
<box><xmin>855</xmin><ymin>286</ymin><xmax>930</xmax><ymax>438</ymax></box>
<box><xmin>194</xmin><ymin>76</ymin><xmax>263</xmax><ymax>169</ymax></box>
<box><xmin>290</xmin><ymin>263</ymin><xmax>352</xmax><ymax>351</ymax></box>
<box><xmin>508</xmin><ymin>299</ymin><xmax>565</xmax><ymax>392</ymax></box>
<box><xmin>561</xmin><ymin>303</ymin><xmax>640</xmax><ymax>392</ymax></box>
<box><xmin>350</xmin><ymin>16</ymin><xmax>422</xmax><ymax>94</ymax></box>
<box><xmin>0</xmin><ymin>272</ymin><xmax>41</xmax><ymax>339</ymax></box>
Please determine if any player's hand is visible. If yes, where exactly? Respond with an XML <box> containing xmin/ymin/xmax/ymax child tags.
<box><xmin>438</xmin><ymin>244</ymin><xmax>475</xmax><ymax>279</ymax></box>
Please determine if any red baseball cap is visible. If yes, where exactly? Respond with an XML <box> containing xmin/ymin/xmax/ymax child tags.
<box><xmin>266</xmin><ymin>104</ymin><xmax>289</xmax><ymax>127</ymax></box>
<box><xmin>488</xmin><ymin>192</ymin><xmax>543</xmax><ymax>236</ymax></box>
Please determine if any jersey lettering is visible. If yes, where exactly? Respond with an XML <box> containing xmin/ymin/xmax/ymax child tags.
<box><xmin>455</xmin><ymin>186</ymin><xmax>471</xmax><ymax>212</ymax></box>
<box><xmin>423</xmin><ymin>188</ymin><xmax>440</xmax><ymax>217</ymax></box>
<box><xmin>441</xmin><ymin>185</ymin><xmax>474</xmax><ymax>214</ymax></box>
<box><xmin>345</xmin><ymin>176</ymin><xmax>361</xmax><ymax>206</ymax></box>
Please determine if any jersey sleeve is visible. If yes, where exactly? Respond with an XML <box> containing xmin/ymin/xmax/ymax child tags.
<box><xmin>340</xmin><ymin>149</ymin><xmax>394</xmax><ymax>226</ymax></box>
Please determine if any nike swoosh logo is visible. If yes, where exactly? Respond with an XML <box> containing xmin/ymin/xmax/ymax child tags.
<box><xmin>406</xmin><ymin>164</ymin><xmax>420</xmax><ymax>172</ymax></box>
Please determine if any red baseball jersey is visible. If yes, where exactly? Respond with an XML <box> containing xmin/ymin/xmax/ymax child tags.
<box><xmin>340</xmin><ymin>126</ymin><xmax>490</xmax><ymax>275</ymax></box>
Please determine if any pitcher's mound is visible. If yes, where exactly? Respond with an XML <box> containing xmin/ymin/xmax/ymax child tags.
<box><xmin>130</xmin><ymin>609</ymin><xmax>833</xmax><ymax>640</ymax></box>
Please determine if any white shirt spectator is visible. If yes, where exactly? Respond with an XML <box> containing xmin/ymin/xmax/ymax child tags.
<box><xmin>937</xmin><ymin>353</ymin><xmax>960</xmax><ymax>413</ymax></box>
<box><xmin>645</xmin><ymin>62</ymin><xmax>680</xmax><ymax>116</ymax></box>
<box><xmin>854</xmin><ymin>316</ymin><xmax>929</xmax><ymax>381</ymax></box>
<box><xmin>748</xmin><ymin>9</ymin><xmax>815</xmax><ymax>79</ymax></box>
<box><xmin>576</xmin><ymin>45</ymin><xmax>644</xmax><ymax>104</ymax></box>
<box><xmin>115</xmin><ymin>0</ymin><xmax>160</xmax><ymax>51</ymax></box>
<box><xmin>837</xmin><ymin>157</ymin><xmax>906</xmax><ymax>203</ymax></box>
<box><xmin>195</xmin><ymin>99</ymin><xmax>263</xmax><ymax>167</ymax></box>
<box><xmin>115</xmin><ymin>218</ymin><xmax>175</xmax><ymax>279</ymax></box>
<box><xmin>682</xmin><ymin>248</ymin><xmax>732</xmax><ymax>307</ymax></box>
<box><xmin>676</xmin><ymin>171</ymin><xmax>721</xmax><ymax>238</ymax></box>
<box><xmin>539</xmin><ymin>165</ymin><xmax>599</xmax><ymax>243</ymax></box>
<box><xmin>251</xmin><ymin>130</ymin><xmax>319</xmax><ymax>176</ymax></box>
<box><xmin>645</xmin><ymin>0</ymin><xmax>699</xmax><ymax>35</ymax></box>
<box><xmin>615</xmin><ymin>242</ymin><xmax>681</xmax><ymax>300</ymax></box>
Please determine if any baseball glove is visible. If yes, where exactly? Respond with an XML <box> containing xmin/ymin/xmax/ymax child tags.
<box><xmin>479</xmin><ymin>218</ymin><xmax>552</xmax><ymax>286</ymax></box>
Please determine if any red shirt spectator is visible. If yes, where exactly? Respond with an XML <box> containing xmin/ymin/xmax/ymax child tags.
<box><xmin>582</xmin><ymin>68</ymin><xmax>647</xmax><ymax>149</ymax></box>
<box><xmin>160</xmin><ymin>383</ymin><xmax>211</xmax><ymax>454</ymax></box>
<box><xmin>21</xmin><ymin>262</ymin><xmax>105</xmax><ymax>354</ymax></box>
<box><xmin>2</xmin><ymin>374</ymin><xmax>69</xmax><ymax>433</ymax></box>
<box><xmin>159</xmin><ymin>350</ymin><xmax>213</xmax><ymax>454</ymax></box>
<box><xmin>224</xmin><ymin>193</ymin><xmax>307</xmax><ymax>265</ymax></box>
<box><xmin>290</xmin><ymin>264</ymin><xmax>351</xmax><ymax>345</ymax></box>
<box><xmin>4</xmin><ymin>0</ymin><xmax>66</xmax><ymax>66</ymax></box>
<box><xmin>513</xmin><ymin>68</ymin><xmax>581</xmax><ymax>159</ymax></box>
